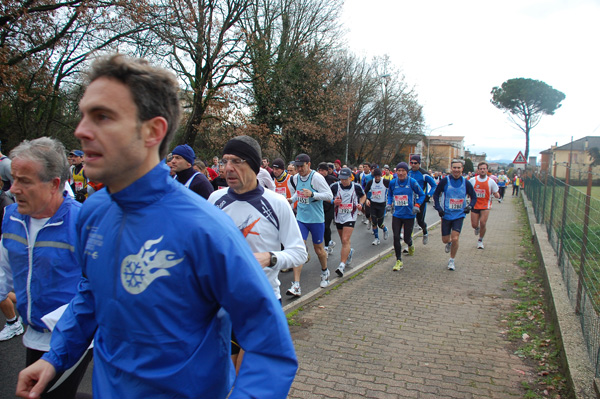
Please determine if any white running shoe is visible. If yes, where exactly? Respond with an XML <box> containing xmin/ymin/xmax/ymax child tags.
<box><xmin>422</xmin><ymin>234</ymin><xmax>429</xmax><ymax>245</ymax></box>
<box><xmin>362</xmin><ymin>218</ymin><xmax>368</xmax><ymax>225</ymax></box>
<box><xmin>477</xmin><ymin>240</ymin><xmax>484</xmax><ymax>249</ymax></box>
<box><xmin>445</xmin><ymin>242</ymin><xmax>452</xmax><ymax>253</ymax></box>
<box><xmin>347</xmin><ymin>248</ymin><xmax>354</xmax><ymax>266</ymax></box>
<box><xmin>447</xmin><ymin>259</ymin><xmax>455</xmax><ymax>271</ymax></box>
<box><xmin>328</xmin><ymin>240</ymin><xmax>336</xmax><ymax>249</ymax></box>
<box><xmin>325</xmin><ymin>245</ymin><xmax>334</xmax><ymax>255</ymax></box>
<box><xmin>372</xmin><ymin>238</ymin><xmax>380</xmax><ymax>246</ymax></box>
<box><xmin>320</xmin><ymin>269</ymin><xmax>330</xmax><ymax>288</ymax></box>
<box><xmin>336</xmin><ymin>263</ymin><xmax>345</xmax><ymax>277</ymax></box>
<box><xmin>383</xmin><ymin>229</ymin><xmax>389</xmax><ymax>240</ymax></box>
<box><xmin>474</xmin><ymin>227</ymin><xmax>480</xmax><ymax>236</ymax></box>
<box><xmin>0</xmin><ymin>319</ymin><xmax>24</xmax><ymax>341</ymax></box>
<box><xmin>286</xmin><ymin>282</ymin><xmax>301</xmax><ymax>297</ymax></box>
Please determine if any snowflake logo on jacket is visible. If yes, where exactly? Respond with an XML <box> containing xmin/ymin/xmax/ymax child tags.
<box><xmin>120</xmin><ymin>236</ymin><xmax>184</xmax><ymax>294</ymax></box>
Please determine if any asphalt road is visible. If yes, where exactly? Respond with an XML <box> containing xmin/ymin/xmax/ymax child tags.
<box><xmin>279</xmin><ymin>206</ymin><xmax>439</xmax><ymax>302</ymax></box>
<box><xmin>0</xmin><ymin>205</ymin><xmax>439</xmax><ymax>398</ymax></box>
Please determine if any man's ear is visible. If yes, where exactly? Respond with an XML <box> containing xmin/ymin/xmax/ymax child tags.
<box><xmin>143</xmin><ymin>116</ymin><xmax>168</xmax><ymax>149</ymax></box>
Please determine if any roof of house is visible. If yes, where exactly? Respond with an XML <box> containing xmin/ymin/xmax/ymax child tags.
<box><xmin>547</xmin><ymin>136</ymin><xmax>600</xmax><ymax>152</ymax></box>
<box><xmin>429</xmin><ymin>135</ymin><xmax>465</xmax><ymax>142</ymax></box>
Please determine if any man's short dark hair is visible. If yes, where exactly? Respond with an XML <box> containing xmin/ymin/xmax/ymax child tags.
<box><xmin>477</xmin><ymin>161</ymin><xmax>488</xmax><ymax>169</ymax></box>
<box><xmin>87</xmin><ymin>54</ymin><xmax>181</xmax><ymax>159</ymax></box>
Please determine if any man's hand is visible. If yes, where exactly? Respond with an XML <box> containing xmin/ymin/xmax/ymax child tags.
<box><xmin>254</xmin><ymin>252</ymin><xmax>271</xmax><ymax>268</ymax></box>
<box><xmin>412</xmin><ymin>205</ymin><xmax>420</xmax><ymax>214</ymax></box>
<box><xmin>464</xmin><ymin>205</ymin><xmax>472</xmax><ymax>214</ymax></box>
<box><xmin>386</xmin><ymin>204</ymin><xmax>392</xmax><ymax>212</ymax></box>
<box><xmin>438</xmin><ymin>209</ymin><xmax>445</xmax><ymax>218</ymax></box>
<box><xmin>333</xmin><ymin>198</ymin><xmax>342</xmax><ymax>206</ymax></box>
<box><xmin>16</xmin><ymin>359</ymin><xmax>56</xmax><ymax>399</ymax></box>
<box><xmin>301</xmin><ymin>188</ymin><xmax>313</xmax><ymax>198</ymax></box>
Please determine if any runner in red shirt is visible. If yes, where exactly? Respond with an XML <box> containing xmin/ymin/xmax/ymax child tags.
<box><xmin>469</xmin><ymin>162</ymin><xmax>500</xmax><ymax>249</ymax></box>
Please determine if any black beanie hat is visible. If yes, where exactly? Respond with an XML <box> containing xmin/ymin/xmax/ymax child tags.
<box><xmin>223</xmin><ymin>135</ymin><xmax>262</xmax><ymax>174</ymax></box>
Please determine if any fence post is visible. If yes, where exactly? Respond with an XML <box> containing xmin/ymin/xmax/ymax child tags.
<box><xmin>575</xmin><ymin>163</ymin><xmax>593</xmax><ymax>314</ymax></box>
<box><xmin>549</xmin><ymin>176</ymin><xmax>556</xmax><ymax>238</ymax></box>
<box><xmin>557</xmin><ymin>144</ymin><xmax>572</xmax><ymax>270</ymax></box>
<box><xmin>542</xmin><ymin>169</ymin><xmax>549</xmax><ymax>225</ymax></box>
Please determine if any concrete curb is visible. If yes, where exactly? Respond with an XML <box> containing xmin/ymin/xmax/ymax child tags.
<box><xmin>522</xmin><ymin>193</ymin><xmax>597</xmax><ymax>398</ymax></box>
<box><xmin>283</xmin><ymin>219</ymin><xmax>441</xmax><ymax>315</ymax></box>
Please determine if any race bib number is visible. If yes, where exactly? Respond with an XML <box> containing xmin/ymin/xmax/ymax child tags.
<box><xmin>75</xmin><ymin>181</ymin><xmax>83</xmax><ymax>191</ymax></box>
<box><xmin>394</xmin><ymin>195</ymin><xmax>408</xmax><ymax>207</ymax></box>
<box><xmin>339</xmin><ymin>203</ymin><xmax>352</xmax><ymax>214</ymax></box>
<box><xmin>298</xmin><ymin>191</ymin><xmax>310</xmax><ymax>204</ymax></box>
<box><xmin>275</xmin><ymin>187</ymin><xmax>287</xmax><ymax>196</ymax></box>
<box><xmin>372</xmin><ymin>190</ymin><xmax>383</xmax><ymax>200</ymax></box>
<box><xmin>449</xmin><ymin>198</ymin><xmax>464</xmax><ymax>209</ymax></box>
<box><xmin>475</xmin><ymin>189</ymin><xmax>486</xmax><ymax>198</ymax></box>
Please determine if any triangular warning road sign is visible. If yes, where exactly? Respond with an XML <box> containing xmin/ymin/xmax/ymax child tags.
<box><xmin>513</xmin><ymin>151</ymin><xmax>526</xmax><ymax>164</ymax></box>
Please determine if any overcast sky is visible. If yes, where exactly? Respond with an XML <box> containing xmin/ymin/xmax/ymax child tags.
<box><xmin>341</xmin><ymin>0</ymin><xmax>600</xmax><ymax>161</ymax></box>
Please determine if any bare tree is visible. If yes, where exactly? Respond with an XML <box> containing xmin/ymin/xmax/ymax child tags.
<box><xmin>242</xmin><ymin>0</ymin><xmax>344</xmax><ymax>161</ymax></box>
<box><xmin>138</xmin><ymin>0</ymin><xmax>252</xmax><ymax>150</ymax></box>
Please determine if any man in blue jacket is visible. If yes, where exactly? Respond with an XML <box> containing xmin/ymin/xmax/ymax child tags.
<box><xmin>16</xmin><ymin>54</ymin><xmax>297</xmax><ymax>399</ymax></box>
<box><xmin>408</xmin><ymin>155</ymin><xmax>437</xmax><ymax>245</ymax></box>
<box><xmin>0</xmin><ymin>137</ymin><xmax>91</xmax><ymax>398</ymax></box>
<box><xmin>387</xmin><ymin>162</ymin><xmax>425</xmax><ymax>271</ymax></box>
<box><xmin>432</xmin><ymin>159</ymin><xmax>477</xmax><ymax>271</ymax></box>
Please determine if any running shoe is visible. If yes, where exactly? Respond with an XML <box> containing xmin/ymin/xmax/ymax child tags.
<box><xmin>422</xmin><ymin>234</ymin><xmax>429</xmax><ymax>245</ymax></box>
<box><xmin>383</xmin><ymin>228</ymin><xmax>389</xmax><ymax>240</ymax></box>
<box><xmin>362</xmin><ymin>218</ymin><xmax>368</xmax><ymax>225</ymax></box>
<box><xmin>366</xmin><ymin>222</ymin><xmax>372</xmax><ymax>231</ymax></box>
<box><xmin>347</xmin><ymin>248</ymin><xmax>354</xmax><ymax>266</ymax></box>
<box><xmin>336</xmin><ymin>263</ymin><xmax>345</xmax><ymax>277</ymax></box>
<box><xmin>372</xmin><ymin>238</ymin><xmax>380</xmax><ymax>246</ymax></box>
<box><xmin>320</xmin><ymin>269</ymin><xmax>330</xmax><ymax>288</ymax></box>
<box><xmin>445</xmin><ymin>242</ymin><xmax>452</xmax><ymax>253</ymax></box>
<box><xmin>447</xmin><ymin>259</ymin><xmax>455</xmax><ymax>271</ymax></box>
<box><xmin>286</xmin><ymin>282</ymin><xmax>301</xmax><ymax>297</ymax></box>
<box><xmin>0</xmin><ymin>319</ymin><xmax>24</xmax><ymax>341</ymax></box>
<box><xmin>408</xmin><ymin>245</ymin><xmax>415</xmax><ymax>256</ymax></box>
<box><xmin>392</xmin><ymin>260</ymin><xmax>403</xmax><ymax>271</ymax></box>
<box><xmin>477</xmin><ymin>239</ymin><xmax>485</xmax><ymax>249</ymax></box>
<box><xmin>328</xmin><ymin>240</ymin><xmax>336</xmax><ymax>249</ymax></box>
<box><xmin>474</xmin><ymin>227</ymin><xmax>480</xmax><ymax>236</ymax></box>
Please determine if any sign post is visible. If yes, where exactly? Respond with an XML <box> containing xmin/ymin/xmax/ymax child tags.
<box><xmin>513</xmin><ymin>151</ymin><xmax>527</xmax><ymax>175</ymax></box>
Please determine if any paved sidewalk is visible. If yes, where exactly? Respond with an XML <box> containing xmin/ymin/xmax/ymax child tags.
<box><xmin>288</xmin><ymin>195</ymin><xmax>536</xmax><ymax>398</ymax></box>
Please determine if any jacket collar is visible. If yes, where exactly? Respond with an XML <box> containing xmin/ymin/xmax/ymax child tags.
<box><xmin>10</xmin><ymin>192</ymin><xmax>75</xmax><ymax>227</ymax></box>
<box><xmin>110</xmin><ymin>162</ymin><xmax>175</xmax><ymax>211</ymax></box>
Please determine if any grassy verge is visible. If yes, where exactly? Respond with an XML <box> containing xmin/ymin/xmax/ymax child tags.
<box><xmin>505</xmin><ymin>201</ymin><xmax>570</xmax><ymax>398</ymax></box>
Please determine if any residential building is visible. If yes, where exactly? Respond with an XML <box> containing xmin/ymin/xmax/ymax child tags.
<box><xmin>424</xmin><ymin>135</ymin><xmax>465</xmax><ymax>172</ymax></box>
<box><xmin>541</xmin><ymin>136</ymin><xmax>600</xmax><ymax>180</ymax></box>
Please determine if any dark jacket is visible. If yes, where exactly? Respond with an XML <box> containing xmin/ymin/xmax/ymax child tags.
<box><xmin>176</xmin><ymin>168</ymin><xmax>214</xmax><ymax>199</ymax></box>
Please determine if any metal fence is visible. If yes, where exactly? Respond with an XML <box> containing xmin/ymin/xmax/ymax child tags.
<box><xmin>524</xmin><ymin>171</ymin><xmax>600</xmax><ymax>377</ymax></box>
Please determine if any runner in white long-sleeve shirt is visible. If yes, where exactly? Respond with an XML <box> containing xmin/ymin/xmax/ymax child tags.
<box><xmin>208</xmin><ymin>135</ymin><xmax>307</xmax><ymax>372</ymax></box>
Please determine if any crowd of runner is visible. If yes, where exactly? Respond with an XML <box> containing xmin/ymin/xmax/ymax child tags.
<box><xmin>0</xmin><ymin>54</ymin><xmax>519</xmax><ymax>398</ymax></box>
